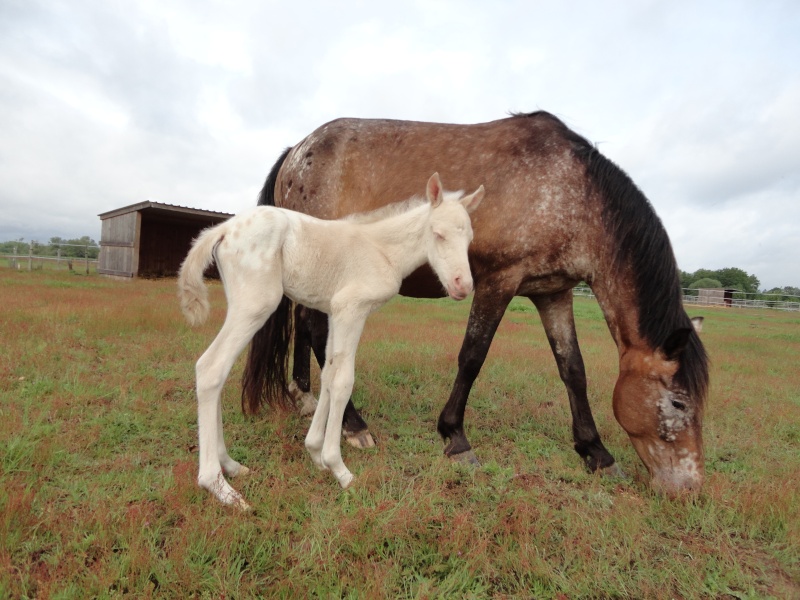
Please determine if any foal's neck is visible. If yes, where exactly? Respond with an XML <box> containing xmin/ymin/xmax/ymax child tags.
<box><xmin>359</xmin><ymin>204</ymin><xmax>430</xmax><ymax>278</ymax></box>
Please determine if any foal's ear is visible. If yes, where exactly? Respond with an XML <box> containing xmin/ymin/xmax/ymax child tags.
<box><xmin>426</xmin><ymin>172</ymin><xmax>444</xmax><ymax>208</ymax></box>
<box><xmin>460</xmin><ymin>184</ymin><xmax>485</xmax><ymax>214</ymax></box>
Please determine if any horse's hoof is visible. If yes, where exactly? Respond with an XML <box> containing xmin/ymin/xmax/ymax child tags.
<box><xmin>289</xmin><ymin>381</ymin><xmax>318</xmax><ymax>416</ymax></box>
<box><xmin>298</xmin><ymin>393</ymin><xmax>318</xmax><ymax>417</ymax></box>
<box><xmin>450</xmin><ymin>449</ymin><xmax>481</xmax><ymax>466</ymax></box>
<box><xmin>344</xmin><ymin>430</ymin><xmax>376</xmax><ymax>449</ymax></box>
<box><xmin>600</xmin><ymin>463</ymin><xmax>628</xmax><ymax>479</ymax></box>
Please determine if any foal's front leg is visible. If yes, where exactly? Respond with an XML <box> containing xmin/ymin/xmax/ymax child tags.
<box><xmin>305</xmin><ymin>309</ymin><xmax>368</xmax><ymax>488</ymax></box>
<box><xmin>304</xmin><ymin>326</ymin><xmax>335</xmax><ymax>469</ymax></box>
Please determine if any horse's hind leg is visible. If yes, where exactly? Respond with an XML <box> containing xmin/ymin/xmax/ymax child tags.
<box><xmin>530</xmin><ymin>290</ymin><xmax>619</xmax><ymax>474</ymax></box>
<box><xmin>196</xmin><ymin>287</ymin><xmax>282</xmax><ymax>509</ymax></box>
<box><xmin>289</xmin><ymin>304</ymin><xmax>319</xmax><ymax>416</ymax></box>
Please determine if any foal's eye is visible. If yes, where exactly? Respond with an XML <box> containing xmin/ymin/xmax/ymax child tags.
<box><xmin>671</xmin><ymin>400</ymin><xmax>687</xmax><ymax>411</ymax></box>
<box><xmin>434</xmin><ymin>231</ymin><xmax>446</xmax><ymax>241</ymax></box>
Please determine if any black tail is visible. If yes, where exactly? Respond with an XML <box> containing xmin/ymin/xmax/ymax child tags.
<box><xmin>241</xmin><ymin>147</ymin><xmax>296</xmax><ymax>414</ymax></box>
<box><xmin>258</xmin><ymin>146</ymin><xmax>292</xmax><ymax>206</ymax></box>
<box><xmin>241</xmin><ymin>295</ymin><xmax>294</xmax><ymax>414</ymax></box>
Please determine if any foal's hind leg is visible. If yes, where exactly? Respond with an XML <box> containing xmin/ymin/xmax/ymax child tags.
<box><xmin>196</xmin><ymin>287</ymin><xmax>283</xmax><ymax>509</ymax></box>
<box><xmin>530</xmin><ymin>290</ymin><xmax>619</xmax><ymax>475</ymax></box>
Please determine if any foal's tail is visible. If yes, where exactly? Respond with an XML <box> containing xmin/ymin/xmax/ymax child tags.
<box><xmin>177</xmin><ymin>225</ymin><xmax>224</xmax><ymax>327</ymax></box>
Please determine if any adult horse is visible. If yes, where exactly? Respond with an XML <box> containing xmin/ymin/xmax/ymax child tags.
<box><xmin>243</xmin><ymin>111</ymin><xmax>709</xmax><ymax>495</ymax></box>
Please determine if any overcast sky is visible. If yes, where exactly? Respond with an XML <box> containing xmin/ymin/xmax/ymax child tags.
<box><xmin>1</xmin><ymin>0</ymin><xmax>798</xmax><ymax>289</ymax></box>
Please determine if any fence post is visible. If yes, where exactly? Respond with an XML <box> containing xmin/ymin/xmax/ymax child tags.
<box><xmin>28</xmin><ymin>240</ymin><xmax>33</xmax><ymax>271</ymax></box>
<box><xmin>85</xmin><ymin>245</ymin><xmax>89</xmax><ymax>275</ymax></box>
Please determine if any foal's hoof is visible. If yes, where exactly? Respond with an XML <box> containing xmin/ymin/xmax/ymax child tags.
<box><xmin>230</xmin><ymin>465</ymin><xmax>250</xmax><ymax>478</ymax></box>
<box><xmin>599</xmin><ymin>463</ymin><xmax>628</xmax><ymax>479</ymax></box>
<box><xmin>344</xmin><ymin>429</ymin><xmax>376</xmax><ymax>449</ymax></box>
<box><xmin>450</xmin><ymin>449</ymin><xmax>481</xmax><ymax>466</ymax></box>
<box><xmin>235</xmin><ymin>497</ymin><xmax>253</xmax><ymax>512</ymax></box>
<box><xmin>337</xmin><ymin>471</ymin><xmax>355</xmax><ymax>489</ymax></box>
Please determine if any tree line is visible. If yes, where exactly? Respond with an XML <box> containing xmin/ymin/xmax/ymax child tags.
<box><xmin>680</xmin><ymin>267</ymin><xmax>799</xmax><ymax>300</ymax></box>
<box><xmin>0</xmin><ymin>237</ymin><xmax>100</xmax><ymax>260</ymax></box>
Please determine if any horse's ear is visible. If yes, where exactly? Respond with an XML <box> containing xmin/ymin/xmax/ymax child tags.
<box><xmin>663</xmin><ymin>327</ymin><xmax>693</xmax><ymax>361</ymax></box>
<box><xmin>691</xmin><ymin>316</ymin><xmax>704</xmax><ymax>333</ymax></box>
<box><xmin>426</xmin><ymin>172</ymin><xmax>444</xmax><ymax>207</ymax></box>
<box><xmin>460</xmin><ymin>184</ymin><xmax>485</xmax><ymax>214</ymax></box>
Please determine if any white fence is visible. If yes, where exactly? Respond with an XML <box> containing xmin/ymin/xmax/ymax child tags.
<box><xmin>1</xmin><ymin>241</ymin><xmax>100</xmax><ymax>274</ymax></box>
<box><xmin>573</xmin><ymin>286</ymin><xmax>800</xmax><ymax>312</ymax></box>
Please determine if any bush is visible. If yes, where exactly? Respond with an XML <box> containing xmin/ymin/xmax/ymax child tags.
<box><xmin>689</xmin><ymin>278</ymin><xmax>723</xmax><ymax>289</ymax></box>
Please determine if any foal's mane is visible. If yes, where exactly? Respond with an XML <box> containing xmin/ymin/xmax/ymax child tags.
<box><xmin>342</xmin><ymin>196</ymin><xmax>428</xmax><ymax>224</ymax></box>
<box><xmin>515</xmin><ymin>112</ymin><xmax>708</xmax><ymax>405</ymax></box>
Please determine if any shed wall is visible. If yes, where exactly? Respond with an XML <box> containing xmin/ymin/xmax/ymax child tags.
<box><xmin>98</xmin><ymin>211</ymin><xmax>139</xmax><ymax>277</ymax></box>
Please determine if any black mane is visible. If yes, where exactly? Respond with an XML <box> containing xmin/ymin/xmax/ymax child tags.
<box><xmin>518</xmin><ymin>112</ymin><xmax>709</xmax><ymax>405</ymax></box>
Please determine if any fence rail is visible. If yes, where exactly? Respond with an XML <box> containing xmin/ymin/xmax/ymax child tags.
<box><xmin>2</xmin><ymin>253</ymin><xmax>99</xmax><ymax>274</ymax></box>
<box><xmin>1</xmin><ymin>240</ymin><xmax>100</xmax><ymax>274</ymax></box>
<box><xmin>573</xmin><ymin>286</ymin><xmax>800</xmax><ymax>312</ymax></box>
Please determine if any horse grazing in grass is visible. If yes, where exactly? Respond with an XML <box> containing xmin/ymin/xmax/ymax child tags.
<box><xmin>244</xmin><ymin>111</ymin><xmax>709</xmax><ymax>496</ymax></box>
<box><xmin>178</xmin><ymin>173</ymin><xmax>484</xmax><ymax>509</ymax></box>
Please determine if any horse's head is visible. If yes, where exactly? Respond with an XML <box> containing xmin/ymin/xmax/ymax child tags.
<box><xmin>424</xmin><ymin>173</ymin><xmax>484</xmax><ymax>300</ymax></box>
<box><xmin>613</xmin><ymin>319</ymin><xmax>706</xmax><ymax>495</ymax></box>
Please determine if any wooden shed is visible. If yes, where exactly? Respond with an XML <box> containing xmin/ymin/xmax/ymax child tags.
<box><xmin>697</xmin><ymin>287</ymin><xmax>738</xmax><ymax>307</ymax></box>
<box><xmin>97</xmin><ymin>202</ymin><xmax>233</xmax><ymax>279</ymax></box>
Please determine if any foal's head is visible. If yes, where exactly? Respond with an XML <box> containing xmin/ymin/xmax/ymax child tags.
<box><xmin>424</xmin><ymin>173</ymin><xmax>484</xmax><ymax>300</ymax></box>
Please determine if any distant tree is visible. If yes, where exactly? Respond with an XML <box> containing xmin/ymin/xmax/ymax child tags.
<box><xmin>714</xmin><ymin>267</ymin><xmax>759</xmax><ymax>293</ymax></box>
<box><xmin>0</xmin><ymin>239</ymin><xmax>29</xmax><ymax>255</ymax></box>
<box><xmin>689</xmin><ymin>278</ymin><xmax>723</xmax><ymax>289</ymax></box>
<box><xmin>765</xmin><ymin>286</ymin><xmax>800</xmax><ymax>301</ymax></box>
<box><xmin>47</xmin><ymin>236</ymin><xmax>100</xmax><ymax>259</ymax></box>
<box><xmin>680</xmin><ymin>267</ymin><xmax>760</xmax><ymax>294</ymax></box>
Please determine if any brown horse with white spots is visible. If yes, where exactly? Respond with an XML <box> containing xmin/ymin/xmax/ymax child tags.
<box><xmin>243</xmin><ymin>111</ymin><xmax>709</xmax><ymax>495</ymax></box>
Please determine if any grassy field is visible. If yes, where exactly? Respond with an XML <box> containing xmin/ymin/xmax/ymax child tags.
<box><xmin>1</xmin><ymin>269</ymin><xmax>798</xmax><ymax>599</ymax></box>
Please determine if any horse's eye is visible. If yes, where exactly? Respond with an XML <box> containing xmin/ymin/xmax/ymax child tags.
<box><xmin>671</xmin><ymin>400</ymin><xmax>687</xmax><ymax>411</ymax></box>
<box><xmin>434</xmin><ymin>231</ymin><xmax>445</xmax><ymax>241</ymax></box>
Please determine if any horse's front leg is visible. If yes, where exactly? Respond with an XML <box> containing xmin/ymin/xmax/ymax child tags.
<box><xmin>530</xmin><ymin>290</ymin><xmax>619</xmax><ymax>474</ymax></box>
<box><xmin>438</xmin><ymin>277</ymin><xmax>516</xmax><ymax>464</ymax></box>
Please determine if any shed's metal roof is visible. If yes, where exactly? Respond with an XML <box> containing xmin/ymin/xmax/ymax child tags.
<box><xmin>98</xmin><ymin>201</ymin><xmax>233</xmax><ymax>221</ymax></box>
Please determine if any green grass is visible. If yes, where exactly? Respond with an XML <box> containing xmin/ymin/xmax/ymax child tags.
<box><xmin>1</xmin><ymin>270</ymin><xmax>798</xmax><ymax>598</ymax></box>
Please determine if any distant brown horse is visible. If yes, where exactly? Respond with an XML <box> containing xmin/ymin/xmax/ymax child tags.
<box><xmin>243</xmin><ymin>111</ymin><xmax>709</xmax><ymax>495</ymax></box>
